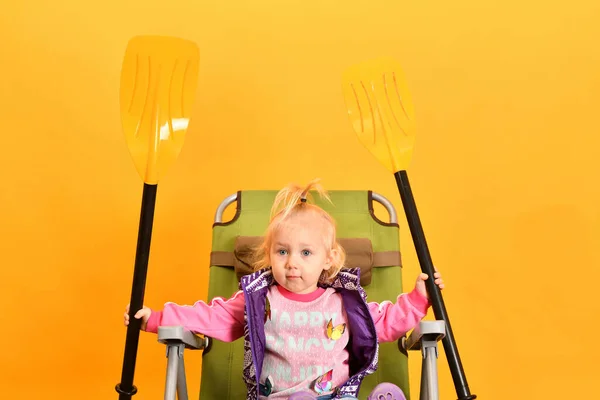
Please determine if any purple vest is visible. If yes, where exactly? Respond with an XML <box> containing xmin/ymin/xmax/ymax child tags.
<box><xmin>239</xmin><ymin>267</ymin><xmax>379</xmax><ymax>399</ymax></box>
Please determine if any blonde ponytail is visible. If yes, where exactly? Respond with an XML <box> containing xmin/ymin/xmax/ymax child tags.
<box><xmin>269</xmin><ymin>178</ymin><xmax>330</xmax><ymax>220</ymax></box>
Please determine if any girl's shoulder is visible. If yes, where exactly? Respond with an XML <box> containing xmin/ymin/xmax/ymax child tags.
<box><xmin>323</xmin><ymin>286</ymin><xmax>341</xmax><ymax>297</ymax></box>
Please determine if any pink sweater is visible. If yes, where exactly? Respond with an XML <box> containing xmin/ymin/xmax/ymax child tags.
<box><xmin>146</xmin><ymin>285</ymin><xmax>430</xmax><ymax>397</ymax></box>
<box><xmin>260</xmin><ymin>286</ymin><xmax>349</xmax><ymax>398</ymax></box>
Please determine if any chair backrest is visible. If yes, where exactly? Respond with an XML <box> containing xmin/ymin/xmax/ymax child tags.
<box><xmin>199</xmin><ymin>190</ymin><xmax>410</xmax><ymax>400</ymax></box>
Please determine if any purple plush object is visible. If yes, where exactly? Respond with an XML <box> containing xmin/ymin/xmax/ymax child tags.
<box><xmin>367</xmin><ymin>383</ymin><xmax>407</xmax><ymax>400</ymax></box>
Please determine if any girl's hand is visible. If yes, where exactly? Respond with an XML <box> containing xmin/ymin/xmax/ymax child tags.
<box><xmin>415</xmin><ymin>270</ymin><xmax>444</xmax><ymax>299</ymax></box>
<box><xmin>124</xmin><ymin>304</ymin><xmax>152</xmax><ymax>331</ymax></box>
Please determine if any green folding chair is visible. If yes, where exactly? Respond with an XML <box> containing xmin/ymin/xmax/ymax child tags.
<box><xmin>156</xmin><ymin>190</ymin><xmax>445</xmax><ymax>400</ymax></box>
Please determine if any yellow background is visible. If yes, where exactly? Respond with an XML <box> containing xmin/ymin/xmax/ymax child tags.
<box><xmin>1</xmin><ymin>1</ymin><xmax>599</xmax><ymax>399</ymax></box>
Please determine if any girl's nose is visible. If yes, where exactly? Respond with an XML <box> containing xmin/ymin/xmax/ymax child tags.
<box><xmin>286</xmin><ymin>254</ymin><xmax>300</xmax><ymax>269</ymax></box>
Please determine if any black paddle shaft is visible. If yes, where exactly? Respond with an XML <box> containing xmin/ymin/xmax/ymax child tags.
<box><xmin>395</xmin><ymin>171</ymin><xmax>476</xmax><ymax>400</ymax></box>
<box><xmin>116</xmin><ymin>183</ymin><xmax>158</xmax><ymax>399</ymax></box>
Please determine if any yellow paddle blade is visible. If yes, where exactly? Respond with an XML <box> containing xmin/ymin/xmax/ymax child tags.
<box><xmin>120</xmin><ymin>36</ymin><xmax>200</xmax><ymax>184</ymax></box>
<box><xmin>342</xmin><ymin>58</ymin><xmax>416</xmax><ymax>173</ymax></box>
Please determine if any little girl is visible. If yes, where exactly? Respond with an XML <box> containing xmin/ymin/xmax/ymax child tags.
<box><xmin>124</xmin><ymin>180</ymin><xmax>444</xmax><ymax>400</ymax></box>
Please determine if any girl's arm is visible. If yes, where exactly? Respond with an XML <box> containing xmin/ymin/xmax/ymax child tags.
<box><xmin>368</xmin><ymin>288</ymin><xmax>430</xmax><ymax>343</ymax></box>
<box><xmin>145</xmin><ymin>290</ymin><xmax>246</xmax><ymax>342</ymax></box>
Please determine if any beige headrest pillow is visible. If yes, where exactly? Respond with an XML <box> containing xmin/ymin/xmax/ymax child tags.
<box><xmin>231</xmin><ymin>236</ymin><xmax>377</xmax><ymax>286</ymax></box>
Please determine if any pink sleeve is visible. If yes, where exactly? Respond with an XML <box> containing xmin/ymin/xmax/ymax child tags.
<box><xmin>368</xmin><ymin>288</ymin><xmax>430</xmax><ymax>343</ymax></box>
<box><xmin>145</xmin><ymin>290</ymin><xmax>246</xmax><ymax>342</ymax></box>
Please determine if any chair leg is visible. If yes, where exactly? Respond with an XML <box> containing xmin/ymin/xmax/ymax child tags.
<box><xmin>420</xmin><ymin>351</ymin><xmax>428</xmax><ymax>400</ymax></box>
<box><xmin>177</xmin><ymin>347</ymin><xmax>189</xmax><ymax>400</ymax></box>
<box><xmin>419</xmin><ymin>341</ymin><xmax>440</xmax><ymax>400</ymax></box>
<box><xmin>165</xmin><ymin>343</ymin><xmax>186</xmax><ymax>400</ymax></box>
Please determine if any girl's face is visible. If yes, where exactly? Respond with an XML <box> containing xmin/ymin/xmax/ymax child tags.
<box><xmin>269</xmin><ymin>212</ymin><xmax>335</xmax><ymax>294</ymax></box>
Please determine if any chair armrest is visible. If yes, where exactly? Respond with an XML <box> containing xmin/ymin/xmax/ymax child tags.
<box><xmin>403</xmin><ymin>320</ymin><xmax>446</xmax><ymax>351</ymax></box>
<box><xmin>157</xmin><ymin>326</ymin><xmax>209</xmax><ymax>350</ymax></box>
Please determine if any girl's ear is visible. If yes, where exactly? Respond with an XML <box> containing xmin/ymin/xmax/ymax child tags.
<box><xmin>324</xmin><ymin>248</ymin><xmax>338</xmax><ymax>271</ymax></box>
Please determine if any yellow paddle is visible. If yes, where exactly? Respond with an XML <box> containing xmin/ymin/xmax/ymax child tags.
<box><xmin>342</xmin><ymin>58</ymin><xmax>476</xmax><ymax>400</ymax></box>
<box><xmin>115</xmin><ymin>35</ymin><xmax>200</xmax><ymax>399</ymax></box>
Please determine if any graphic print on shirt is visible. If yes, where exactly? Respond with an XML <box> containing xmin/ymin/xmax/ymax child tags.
<box><xmin>314</xmin><ymin>369</ymin><xmax>334</xmax><ymax>394</ymax></box>
<box><xmin>260</xmin><ymin>287</ymin><xmax>350</xmax><ymax>397</ymax></box>
<box><xmin>326</xmin><ymin>318</ymin><xmax>346</xmax><ymax>340</ymax></box>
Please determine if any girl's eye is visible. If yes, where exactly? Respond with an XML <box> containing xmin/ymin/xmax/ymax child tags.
<box><xmin>278</xmin><ymin>249</ymin><xmax>288</xmax><ymax>256</ymax></box>
<box><xmin>302</xmin><ymin>250</ymin><xmax>311</xmax><ymax>256</ymax></box>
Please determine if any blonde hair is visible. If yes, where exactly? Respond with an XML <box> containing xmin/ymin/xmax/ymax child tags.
<box><xmin>253</xmin><ymin>179</ymin><xmax>346</xmax><ymax>284</ymax></box>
